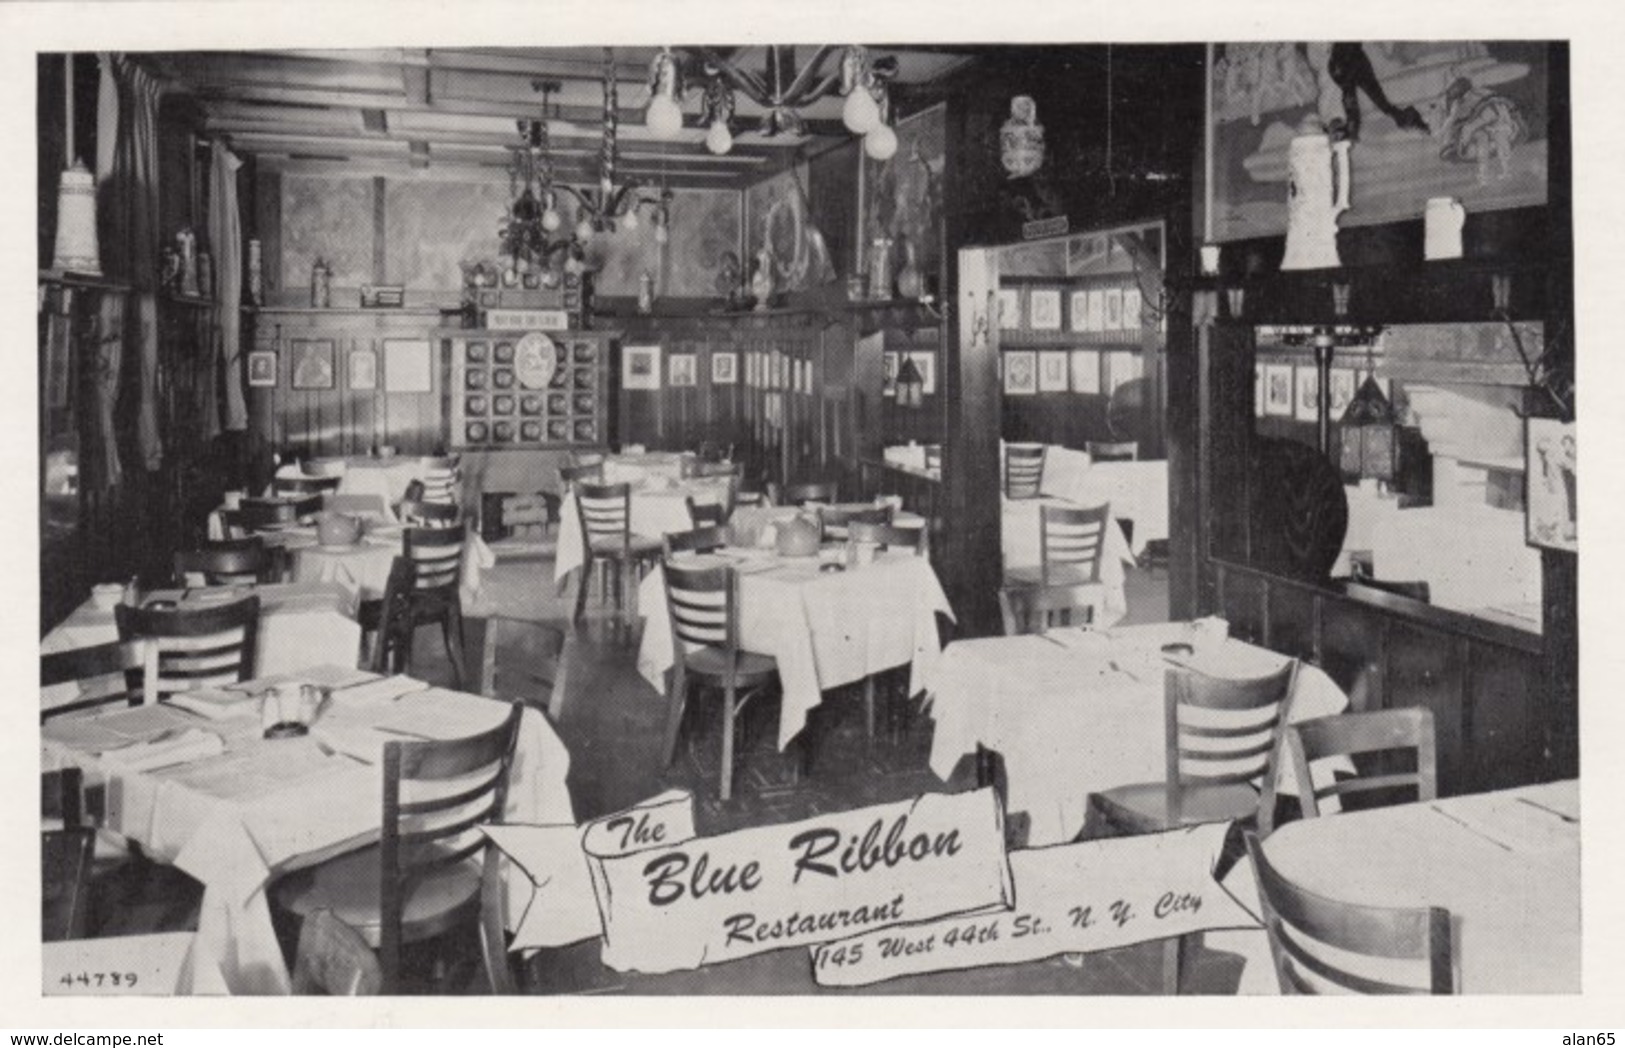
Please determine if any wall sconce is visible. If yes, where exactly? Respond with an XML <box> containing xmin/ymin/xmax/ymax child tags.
<box><xmin>1331</xmin><ymin>280</ymin><xmax>1352</xmax><ymax>319</ymax></box>
<box><xmin>1225</xmin><ymin>286</ymin><xmax>1245</xmax><ymax>319</ymax></box>
<box><xmin>1492</xmin><ymin>272</ymin><xmax>1512</xmax><ymax>313</ymax></box>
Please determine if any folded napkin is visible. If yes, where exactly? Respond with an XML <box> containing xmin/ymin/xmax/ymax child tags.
<box><xmin>101</xmin><ymin>728</ymin><xmax>225</xmax><ymax>773</ymax></box>
<box><xmin>165</xmin><ymin>688</ymin><xmax>260</xmax><ymax>721</ymax></box>
<box><xmin>328</xmin><ymin>674</ymin><xmax>430</xmax><ymax>707</ymax></box>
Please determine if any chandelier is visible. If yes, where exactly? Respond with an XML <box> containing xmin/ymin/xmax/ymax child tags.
<box><xmin>552</xmin><ymin>48</ymin><xmax>673</xmax><ymax>245</ymax></box>
<box><xmin>498</xmin><ymin>115</ymin><xmax>573</xmax><ymax>286</ymax></box>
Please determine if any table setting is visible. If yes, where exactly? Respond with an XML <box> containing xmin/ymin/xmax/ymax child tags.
<box><xmin>553</xmin><ymin>474</ymin><xmax>734</xmax><ymax>582</ymax></box>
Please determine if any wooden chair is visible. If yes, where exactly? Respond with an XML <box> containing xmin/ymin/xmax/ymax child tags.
<box><xmin>847</xmin><ymin>520</ymin><xmax>925</xmax><ymax>555</ymax></box>
<box><xmin>367</xmin><ymin>556</ymin><xmax>419</xmax><ymax>675</ymax></box>
<box><xmin>173</xmin><ymin>536</ymin><xmax>275</xmax><ymax>586</ymax></box>
<box><xmin>1285</xmin><ymin>708</ymin><xmax>1438</xmax><ymax>820</ymax></box>
<box><xmin>1244</xmin><ymin>831</ymin><xmax>1455</xmax><ymax>994</ymax></box>
<box><xmin>398</xmin><ymin>499</ymin><xmax>461</xmax><ymax>528</ymax></box>
<box><xmin>399</xmin><ymin>523</ymin><xmax>471</xmax><ymax>688</ymax></box>
<box><xmin>41</xmin><ymin>640</ymin><xmax>143</xmax><ymax>720</ymax></box>
<box><xmin>1004</xmin><ymin>444</ymin><xmax>1046</xmax><ymax>499</ymax></box>
<box><xmin>572</xmin><ymin>482</ymin><xmax>662</xmax><ymax>628</ymax></box>
<box><xmin>997</xmin><ymin>584</ymin><xmax>1100</xmax><ymax>635</ymax></box>
<box><xmin>290</xmin><ymin>909</ymin><xmax>384</xmax><ymax>996</ymax></box>
<box><xmin>663</xmin><ymin>525</ymin><xmax>730</xmax><ymax>558</ymax></box>
<box><xmin>1086</xmin><ymin>440</ymin><xmax>1139</xmax><ymax>462</ymax></box>
<box><xmin>1086</xmin><ymin>659</ymin><xmax>1300</xmax><ymax>992</ymax></box>
<box><xmin>274</xmin><ymin>474</ymin><xmax>342</xmax><ymax>498</ymax></box>
<box><xmin>816</xmin><ymin>503</ymin><xmax>891</xmax><ymax>543</ymax></box>
<box><xmin>221</xmin><ymin>494</ymin><xmax>322</xmax><ymax>535</ymax></box>
<box><xmin>779</xmin><ymin>480</ymin><xmax>838</xmax><ymax>506</ymax></box>
<box><xmin>686</xmin><ymin>495</ymin><xmax>728</xmax><ymax>529</ymax></box>
<box><xmin>478</xmin><ymin>619</ymin><xmax>573</xmax><ymax>721</ymax></box>
<box><xmin>479</xmin><ymin>845</ymin><xmax>520</xmax><ymax>994</ymax></box>
<box><xmin>272</xmin><ymin>703</ymin><xmax>523</xmax><ymax>994</ymax></box>
<box><xmin>558</xmin><ymin>462</ymin><xmax>605</xmax><ymax>498</ymax></box>
<box><xmin>416</xmin><ymin>454</ymin><xmax>461</xmax><ymax>505</ymax></box>
<box><xmin>1004</xmin><ymin>503</ymin><xmax>1113</xmax><ymax>619</ymax></box>
<box><xmin>660</xmin><ymin>560</ymin><xmax>779</xmax><ymax>801</ymax></box>
<box><xmin>113</xmin><ymin>596</ymin><xmax>262</xmax><ymax>704</ymax></box>
<box><xmin>42</xmin><ymin>768</ymin><xmax>98</xmax><ymax>942</ymax></box>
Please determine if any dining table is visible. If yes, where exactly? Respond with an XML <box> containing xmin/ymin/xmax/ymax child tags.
<box><xmin>40</xmin><ymin>668</ymin><xmax>575</xmax><ymax>995</ymax></box>
<box><xmin>40</xmin><ymin>582</ymin><xmax>363</xmax><ymax>714</ymax></box>
<box><xmin>636</xmin><ymin>546</ymin><xmax>955</xmax><ymax>751</ymax></box>
<box><xmin>1211</xmin><ymin>779</ymin><xmax>1580</xmax><ymax>994</ymax></box>
<box><xmin>1001</xmin><ymin>495</ymin><xmax>1138</xmax><ymax>626</ymax></box>
<box><xmin>268</xmin><ymin>521</ymin><xmax>494</xmax><ymax>604</ymax></box>
<box><xmin>600</xmin><ymin>451</ymin><xmax>696</xmax><ymax>486</ymax></box>
<box><xmin>923</xmin><ymin>622</ymin><xmax>1349</xmax><ymax>847</ymax></box>
<box><xmin>275</xmin><ymin>456</ymin><xmax>426</xmax><ymax>506</ymax></box>
<box><xmin>553</xmin><ymin>475</ymin><xmax>735</xmax><ymax>583</ymax></box>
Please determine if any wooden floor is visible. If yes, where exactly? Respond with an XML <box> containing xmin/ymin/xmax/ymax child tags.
<box><xmin>63</xmin><ymin>552</ymin><xmax>1257</xmax><ymax>994</ymax></box>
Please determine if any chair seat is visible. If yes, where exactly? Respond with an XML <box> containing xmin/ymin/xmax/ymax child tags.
<box><xmin>588</xmin><ymin>533</ymin><xmax>662</xmax><ymax>558</ymax></box>
<box><xmin>1091</xmin><ymin>780</ymin><xmax>1263</xmax><ymax>835</ymax></box>
<box><xmin>683</xmin><ymin>647</ymin><xmax>779</xmax><ymax>684</ymax></box>
<box><xmin>273</xmin><ymin>844</ymin><xmax>482</xmax><ymax>949</ymax></box>
<box><xmin>1003</xmin><ymin>566</ymin><xmax>1106</xmax><ymax>590</ymax></box>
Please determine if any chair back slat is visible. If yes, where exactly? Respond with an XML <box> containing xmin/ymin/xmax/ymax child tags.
<box><xmin>1244</xmin><ymin>832</ymin><xmax>1454</xmax><ymax>995</ymax></box>
<box><xmin>781</xmin><ymin>480</ymin><xmax>838</xmax><ymax>506</ymax></box>
<box><xmin>1039</xmin><ymin>502</ymin><xmax>1110</xmax><ymax>585</ymax></box>
<box><xmin>416</xmin><ymin>455</ymin><xmax>461</xmax><ymax>505</ymax></box>
<box><xmin>847</xmin><ymin>521</ymin><xmax>924</xmax><ymax>555</ymax></box>
<box><xmin>1005</xmin><ymin>444</ymin><xmax>1046</xmax><ymax>499</ymax></box>
<box><xmin>664</xmin><ymin>525</ymin><xmax>729</xmax><ymax>559</ymax></box>
<box><xmin>662</xmin><ymin>560</ymin><xmax>738</xmax><ymax>653</ymax></box>
<box><xmin>399</xmin><ymin>500</ymin><xmax>460</xmax><ymax>528</ymax></box>
<box><xmin>114</xmin><ymin>596</ymin><xmax>261</xmax><ymax>702</ymax></box>
<box><xmin>817</xmin><ymin>504</ymin><xmax>891</xmax><ymax>542</ymax></box>
<box><xmin>226</xmin><ymin>495</ymin><xmax>323</xmax><ymax>534</ymax></box>
<box><xmin>1164</xmin><ymin>659</ymin><xmax>1298</xmax><ymax>828</ymax></box>
<box><xmin>275</xmin><ymin>474</ymin><xmax>343</xmax><ymax>497</ymax></box>
<box><xmin>1087</xmin><ymin>440</ymin><xmax>1139</xmax><ymax>462</ymax></box>
<box><xmin>686</xmin><ymin>496</ymin><xmax>727</xmax><ymax>529</ymax></box>
<box><xmin>174</xmin><ymin>537</ymin><xmax>272</xmax><ymax>586</ymax></box>
<box><xmin>404</xmin><ymin>523</ymin><xmax>465</xmax><ymax>591</ymax></box>
<box><xmin>1287</xmin><ymin>708</ymin><xmax>1438</xmax><ymax>818</ymax></box>
<box><xmin>576</xmin><ymin>482</ymin><xmax>632</xmax><ymax>546</ymax></box>
<box><xmin>559</xmin><ymin>463</ymin><xmax>605</xmax><ymax>496</ymax></box>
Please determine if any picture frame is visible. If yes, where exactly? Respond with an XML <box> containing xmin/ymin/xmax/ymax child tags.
<box><xmin>1003</xmin><ymin>350</ymin><xmax>1038</xmax><ymax>395</ymax></box>
<box><xmin>882</xmin><ymin>351</ymin><xmax>898</xmax><ymax>397</ymax></box>
<box><xmin>347</xmin><ymin>348</ymin><xmax>377</xmax><ymax>392</ymax></box>
<box><xmin>906</xmin><ymin>352</ymin><xmax>937</xmax><ymax>395</ymax></box>
<box><xmin>383</xmin><ymin>339</ymin><xmax>434</xmax><ymax>394</ymax></box>
<box><xmin>1328</xmin><ymin>367</ymin><xmax>1357</xmax><ymax>418</ymax></box>
<box><xmin>997</xmin><ymin>289</ymin><xmax>1021</xmax><ymax>330</ymax></box>
<box><xmin>1070</xmin><ymin>349</ymin><xmax>1101</xmax><ymax>394</ymax></box>
<box><xmin>1293</xmin><ymin>364</ymin><xmax>1320</xmax><ymax>422</ymax></box>
<box><xmin>1122</xmin><ymin>287</ymin><xmax>1143</xmax><ymax>330</ymax></box>
<box><xmin>1028</xmin><ymin>288</ymin><xmax>1062</xmax><ymax>331</ymax></box>
<box><xmin>1106</xmin><ymin>350</ymin><xmax>1141</xmax><ymax>390</ymax></box>
<box><xmin>745</xmin><ymin>352</ymin><xmax>758</xmax><ymax>388</ymax></box>
<box><xmin>711</xmin><ymin>351</ymin><xmax>737</xmax><ymax>385</ymax></box>
<box><xmin>668</xmin><ymin>353</ymin><xmax>697</xmax><ymax>388</ymax></box>
<box><xmin>1103</xmin><ymin>288</ymin><xmax>1124</xmax><ymax>331</ymax></box>
<box><xmin>1085</xmin><ymin>289</ymin><xmax>1105</xmax><ymax>332</ymax></box>
<box><xmin>1526</xmin><ymin>417</ymin><xmax>1576</xmax><ymax>552</ymax></box>
<box><xmin>622</xmin><ymin>344</ymin><xmax>662</xmax><ymax>391</ymax></box>
<box><xmin>289</xmin><ymin>339</ymin><xmax>336</xmax><ymax>391</ymax></box>
<box><xmin>1255</xmin><ymin>363</ymin><xmax>1265</xmax><ymax>418</ymax></box>
<box><xmin>247</xmin><ymin>350</ymin><xmax>278</xmax><ymax>388</ymax></box>
<box><xmin>1263</xmin><ymin>363</ymin><xmax>1293</xmax><ymax>416</ymax></box>
<box><xmin>1069</xmin><ymin>290</ymin><xmax>1090</xmax><ymax>333</ymax></box>
<box><xmin>1038</xmin><ymin>350</ymin><xmax>1069</xmax><ymax>392</ymax></box>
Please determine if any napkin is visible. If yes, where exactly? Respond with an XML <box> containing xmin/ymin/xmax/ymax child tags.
<box><xmin>101</xmin><ymin>728</ymin><xmax>225</xmax><ymax>773</ymax></box>
<box><xmin>310</xmin><ymin>725</ymin><xmax>393</xmax><ymax>765</ymax></box>
<box><xmin>328</xmin><ymin>674</ymin><xmax>430</xmax><ymax>707</ymax></box>
<box><xmin>165</xmin><ymin>688</ymin><xmax>260</xmax><ymax>721</ymax></box>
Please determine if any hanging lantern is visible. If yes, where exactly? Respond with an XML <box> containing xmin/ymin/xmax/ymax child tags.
<box><xmin>895</xmin><ymin>354</ymin><xmax>925</xmax><ymax>408</ymax></box>
<box><xmin>1339</xmin><ymin>374</ymin><xmax>1399</xmax><ymax>482</ymax></box>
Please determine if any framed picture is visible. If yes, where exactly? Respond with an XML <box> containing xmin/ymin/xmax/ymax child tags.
<box><xmin>906</xmin><ymin>352</ymin><xmax>937</xmax><ymax>395</ymax></box>
<box><xmin>1263</xmin><ymin>363</ymin><xmax>1293</xmax><ymax>417</ymax></box>
<box><xmin>1085</xmin><ymin>289</ymin><xmax>1105</xmax><ymax>332</ymax></box>
<box><xmin>1106</xmin><ymin>350</ymin><xmax>1141</xmax><ymax>390</ymax></box>
<box><xmin>247</xmin><ymin>350</ymin><xmax>278</xmax><ymax>388</ymax></box>
<box><xmin>711</xmin><ymin>351</ymin><xmax>737</xmax><ymax>385</ymax></box>
<box><xmin>997</xmin><ymin>289</ymin><xmax>1021</xmax><ymax>330</ymax></box>
<box><xmin>1070</xmin><ymin>349</ymin><xmax>1101</xmax><ymax>394</ymax></box>
<box><xmin>383</xmin><ymin>339</ymin><xmax>433</xmax><ymax>393</ymax></box>
<box><xmin>347</xmin><ymin>348</ymin><xmax>377</xmax><ymax>391</ymax></box>
<box><xmin>1328</xmin><ymin>367</ymin><xmax>1357</xmax><ymax>418</ymax></box>
<box><xmin>1255</xmin><ymin>363</ymin><xmax>1266</xmax><ymax>418</ymax></box>
<box><xmin>882</xmin><ymin>351</ymin><xmax>898</xmax><ymax>397</ymax></box>
<box><xmin>668</xmin><ymin>353</ymin><xmax>697</xmax><ymax>388</ymax></box>
<box><xmin>1069</xmin><ymin>291</ymin><xmax>1090</xmax><ymax>333</ymax></box>
<box><xmin>1103</xmin><ymin>288</ymin><xmax>1124</xmax><ymax>331</ymax></box>
<box><xmin>1294</xmin><ymin>364</ymin><xmax>1320</xmax><ymax>422</ymax></box>
<box><xmin>290</xmin><ymin>339</ymin><xmax>336</xmax><ymax>391</ymax></box>
<box><xmin>1003</xmin><ymin>350</ymin><xmax>1038</xmax><ymax>395</ymax></box>
<box><xmin>1038</xmin><ymin>350</ymin><xmax>1069</xmax><ymax>392</ymax></box>
<box><xmin>622</xmin><ymin>344</ymin><xmax>661</xmax><ymax>391</ymax></box>
<box><xmin>1028</xmin><ymin>289</ymin><xmax>1062</xmax><ymax>331</ymax></box>
<box><xmin>1122</xmin><ymin>287</ymin><xmax>1143</xmax><ymax>330</ymax></box>
<box><xmin>1526</xmin><ymin>418</ymin><xmax>1576</xmax><ymax>552</ymax></box>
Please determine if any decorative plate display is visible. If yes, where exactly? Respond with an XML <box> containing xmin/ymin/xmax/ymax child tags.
<box><xmin>465</xmin><ymin>395</ymin><xmax>488</xmax><ymax>415</ymax></box>
<box><xmin>465</xmin><ymin>421</ymin><xmax>489</xmax><ymax>442</ymax></box>
<box><xmin>466</xmin><ymin>342</ymin><xmax>489</xmax><ymax>364</ymax></box>
<box><xmin>520</xmin><ymin>394</ymin><xmax>543</xmax><ymax>416</ymax></box>
<box><xmin>492</xmin><ymin>394</ymin><xmax>515</xmax><ymax>415</ymax></box>
<box><xmin>546</xmin><ymin>392</ymin><xmax>568</xmax><ymax>415</ymax></box>
<box><xmin>521</xmin><ymin>421</ymin><xmax>542</xmax><ymax>441</ymax></box>
<box><xmin>493</xmin><ymin>421</ymin><xmax>515</xmax><ymax>442</ymax></box>
<box><xmin>465</xmin><ymin>369</ymin><xmax>487</xmax><ymax>390</ymax></box>
<box><xmin>573</xmin><ymin>419</ymin><xmax>596</xmax><ymax>442</ymax></box>
<box><xmin>492</xmin><ymin>367</ymin><xmax>515</xmax><ymax>389</ymax></box>
<box><xmin>573</xmin><ymin>367</ymin><xmax>594</xmax><ymax>389</ymax></box>
<box><xmin>547</xmin><ymin>419</ymin><xmax>568</xmax><ymax>440</ymax></box>
<box><xmin>572</xmin><ymin>341</ymin><xmax>597</xmax><ymax>364</ymax></box>
<box><xmin>493</xmin><ymin>341</ymin><xmax>516</xmax><ymax>364</ymax></box>
<box><xmin>514</xmin><ymin>332</ymin><xmax>558</xmax><ymax>390</ymax></box>
<box><xmin>573</xmin><ymin>392</ymin><xmax>595</xmax><ymax>414</ymax></box>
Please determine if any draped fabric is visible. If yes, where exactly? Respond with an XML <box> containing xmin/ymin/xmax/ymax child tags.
<box><xmin>91</xmin><ymin>293</ymin><xmax>125</xmax><ymax>491</ymax></box>
<box><xmin>209</xmin><ymin>141</ymin><xmax>247</xmax><ymax>432</ymax></box>
<box><xmin>108</xmin><ymin>56</ymin><xmax>165</xmax><ymax>470</ymax></box>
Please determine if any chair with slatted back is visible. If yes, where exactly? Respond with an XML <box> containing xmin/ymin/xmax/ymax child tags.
<box><xmin>1004</xmin><ymin>444</ymin><xmax>1046</xmax><ymax>499</ymax></box>
<box><xmin>1086</xmin><ymin>440</ymin><xmax>1139</xmax><ymax>462</ymax></box>
<box><xmin>274</xmin><ymin>474</ymin><xmax>343</xmax><ymax>498</ymax></box>
<box><xmin>398</xmin><ymin>499</ymin><xmax>460</xmax><ymax>529</ymax></box>
<box><xmin>417</xmin><ymin>454</ymin><xmax>461</xmax><ymax>505</ymax></box>
<box><xmin>42</xmin><ymin>768</ymin><xmax>98</xmax><ymax>942</ymax></box>
<box><xmin>367</xmin><ymin>556</ymin><xmax>419</xmax><ymax>675</ymax></box>
<box><xmin>1004</xmin><ymin>503</ymin><xmax>1113</xmax><ymax>620</ymax></box>
<box><xmin>174</xmin><ymin>536</ymin><xmax>275</xmax><ymax>586</ymax></box>
<box><xmin>663</xmin><ymin>525</ymin><xmax>730</xmax><ymax>559</ymax></box>
<box><xmin>271</xmin><ymin>702</ymin><xmax>523</xmax><ymax>994</ymax></box>
<box><xmin>572</xmin><ymin>481</ymin><xmax>662</xmax><ymax>628</ymax></box>
<box><xmin>997</xmin><ymin>584</ymin><xmax>1101</xmax><ymax>635</ymax></box>
<box><xmin>815</xmin><ymin>503</ymin><xmax>891</xmax><ymax>544</ymax></box>
<box><xmin>558</xmin><ymin>462</ymin><xmax>605</xmax><ymax>498</ymax></box>
<box><xmin>290</xmin><ymin>909</ymin><xmax>384</xmax><ymax>996</ymax></box>
<box><xmin>1244</xmin><ymin>831</ymin><xmax>1455</xmax><ymax>995</ymax></box>
<box><xmin>113</xmin><ymin>596</ymin><xmax>262</xmax><ymax>704</ymax></box>
<box><xmin>399</xmin><ymin>523</ymin><xmax>470</xmax><ymax>687</ymax></box>
<box><xmin>686</xmin><ymin>495</ymin><xmax>727</xmax><ymax>529</ymax></box>
<box><xmin>1286</xmin><ymin>708</ymin><xmax>1437</xmax><ymax>820</ymax></box>
<box><xmin>222</xmin><ymin>494</ymin><xmax>323</xmax><ymax>537</ymax></box>
<box><xmin>847</xmin><ymin>520</ymin><xmax>925</xmax><ymax>556</ymax></box>
<box><xmin>41</xmin><ymin>640</ymin><xmax>144</xmax><ymax>720</ymax></box>
<box><xmin>660</xmin><ymin>560</ymin><xmax>779</xmax><ymax>801</ymax></box>
<box><xmin>478</xmin><ymin>619</ymin><xmax>573</xmax><ymax>721</ymax></box>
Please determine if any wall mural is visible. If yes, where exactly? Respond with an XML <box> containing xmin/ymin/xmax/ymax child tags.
<box><xmin>1208</xmin><ymin>41</ymin><xmax>1549</xmax><ymax>242</ymax></box>
<box><xmin>589</xmin><ymin>187</ymin><xmax>740</xmax><ymax>299</ymax></box>
<box><xmin>745</xmin><ymin>163</ymin><xmax>837</xmax><ymax>297</ymax></box>
<box><xmin>280</xmin><ymin>175</ymin><xmax>374</xmax><ymax>291</ymax></box>
<box><xmin>865</xmin><ymin>104</ymin><xmax>945</xmax><ymax>293</ymax></box>
<box><xmin>384</xmin><ymin>180</ymin><xmax>513</xmax><ymax>291</ymax></box>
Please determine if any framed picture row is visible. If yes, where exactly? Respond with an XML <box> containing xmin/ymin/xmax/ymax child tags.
<box><xmin>997</xmin><ymin>282</ymin><xmax>1148</xmax><ymax>334</ymax></box>
<box><xmin>450</xmin><ymin>331</ymin><xmax>611</xmax><ymax>448</ymax></box>
<box><xmin>1254</xmin><ymin>361</ymin><xmax>1389</xmax><ymax>420</ymax></box>
<box><xmin>1000</xmin><ymin>348</ymin><xmax>1143</xmax><ymax>396</ymax></box>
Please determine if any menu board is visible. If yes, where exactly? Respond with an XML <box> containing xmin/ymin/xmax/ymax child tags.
<box><xmin>450</xmin><ymin>330</ymin><xmax>610</xmax><ymax>448</ymax></box>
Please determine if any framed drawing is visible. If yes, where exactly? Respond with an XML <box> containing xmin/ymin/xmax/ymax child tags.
<box><xmin>1102</xmin><ymin>288</ymin><xmax>1124</xmax><ymax>331</ymax></box>
<box><xmin>1028</xmin><ymin>289</ymin><xmax>1062</xmax><ymax>331</ymax></box>
<box><xmin>1038</xmin><ymin>351</ymin><xmax>1070</xmax><ymax>392</ymax></box>
<box><xmin>711</xmin><ymin>351</ymin><xmax>737</xmax><ymax>385</ymax></box>
<box><xmin>997</xmin><ymin>289</ymin><xmax>1021</xmax><ymax>330</ymax></box>
<box><xmin>1071</xmin><ymin>349</ymin><xmax>1101</xmax><ymax>394</ymax></box>
<box><xmin>1106</xmin><ymin>350</ymin><xmax>1141</xmax><ymax>390</ymax></box>
<box><xmin>1255</xmin><ymin>363</ymin><xmax>1266</xmax><ymax>418</ymax></box>
<box><xmin>1263</xmin><ymin>363</ymin><xmax>1294</xmax><ymax>416</ymax></box>
<box><xmin>347</xmin><ymin>348</ymin><xmax>377</xmax><ymax>391</ymax></box>
<box><xmin>907</xmin><ymin>352</ymin><xmax>937</xmax><ymax>395</ymax></box>
<box><xmin>247</xmin><ymin>350</ymin><xmax>277</xmax><ymax>388</ymax></box>
<box><xmin>622</xmin><ymin>344</ymin><xmax>661</xmax><ymax>391</ymax></box>
<box><xmin>1328</xmin><ymin>367</ymin><xmax>1357</xmax><ymax>417</ymax></box>
<box><xmin>668</xmin><ymin>353</ymin><xmax>697</xmax><ymax>388</ymax></box>
<box><xmin>1294</xmin><ymin>364</ymin><xmax>1320</xmax><ymax>422</ymax></box>
<box><xmin>1004</xmin><ymin>350</ymin><xmax>1038</xmax><ymax>395</ymax></box>
<box><xmin>1122</xmin><ymin>287</ymin><xmax>1143</xmax><ymax>330</ymax></box>
<box><xmin>1069</xmin><ymin>290</ymin><xmax>1090</xmax><ymax>333</ymax></box>
<box><xmin>1526</xmin><ymin>418</ymin><xmax>1576</xmax><ymax>552</ymax></box>
<box><xmin>383</xmin><ymin>339</ymin><xmax>433</xmax><ymax>393</ymax></box>
<box><xmin>882</xmin><ymin>352</ymin><xmax>898</xmax><ymax>397</ymax></box>
<box><xmin>1085</xmin><ymin>289</ymin><xmax>1105</xmax><ymax>332</ymax></box>
<box><xmin>290</xmin><ymin>339</ymin><xmax>336</xmax><ymax>391</ymax></box>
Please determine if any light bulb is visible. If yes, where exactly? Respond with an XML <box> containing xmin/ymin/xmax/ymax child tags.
<box><xmin>575</xmin><ymin>218</ymin><xmax>595</xmax><ymax>242</ymax></box>
<box><xmin>541</xmin><ymin>208</ymin><xmax>561</xmax><ymax>233</ymax></box>
<box><xmin>842</xmin><ymin>87</ymin><xmax>881</xmax><ymax>134</ymax></box>
<box><xmin>864</xmin><ymin>123</ymin><xmax>898</xmax><ymax>161</ymax></box>
<box><xmin>705</xmin><ymin>119</ymin><xmax>733</xmax><ymax>156</ymax></box>
<box><xmin>655</xmin><ymin>221</ymin><xmax>670</xmax><ymax>246</ymax></box>
<box><xmin>645</xmin><ymin>93</ymin><xmax>684</xmax><ymax>140</ymax></box>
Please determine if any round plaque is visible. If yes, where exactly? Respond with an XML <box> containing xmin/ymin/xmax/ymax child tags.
<box><xmin>514</xmin><ymin>332</ymin><xmax>558</xmax><ymax>390</ymax></box>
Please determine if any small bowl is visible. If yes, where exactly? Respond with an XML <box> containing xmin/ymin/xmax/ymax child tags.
<box><xmin>90</xmin><ymin>583</ymin><xmax>125</xmax><ymax>611</ymax></box>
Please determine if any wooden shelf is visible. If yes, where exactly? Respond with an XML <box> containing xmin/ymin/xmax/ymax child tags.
<box><xmin>254</xmin><ymin>305</ymin><xmax>446</xmax><ymax>317</ymax></box>
<box><xmin>38</xmin><ymin>269</ymin><xmax>131</xmax><ymax>293</ymax></box>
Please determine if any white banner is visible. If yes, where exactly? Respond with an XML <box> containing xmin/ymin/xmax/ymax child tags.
<box><xmin>588</xmin><ymin>787</ymin><xmax>1013</xmax><ymax>974</ymax></box>
<box><xmin>483</xmin><ymin>788</ymin><xmax>698</xmax><ymax>950</ymax></box>
<box><xmin>809</xmin><ymin>823</ymin><xmax>1258</xmax><ymax>987</ymax></box>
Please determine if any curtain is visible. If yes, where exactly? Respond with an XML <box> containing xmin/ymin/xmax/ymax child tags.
<box><xmin>208</xmin><ymin>140</ymin><xmax>247</xmax><ymax>432</ymax></box>
<box><xmin>109</xmin><ymin>56</ymin><xmax>165</xmax><ymax>471</ymax></box>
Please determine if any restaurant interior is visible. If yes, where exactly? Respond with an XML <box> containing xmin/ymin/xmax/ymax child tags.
<box><xmin>35</xmin><ymin>39</ymin><xmax>1579</xmax><ymax>1000</ymax></box>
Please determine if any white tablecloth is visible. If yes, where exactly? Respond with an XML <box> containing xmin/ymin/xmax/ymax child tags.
<box><xmin>602</xmin><ymin>452</ymin><xmax>694</xmax><ymax>487</ymax></box>
<box><xmin>1369</xmin><ymin>503</ymin><xmax>1542</xmax><ymax>618</ymax></box>
<box><xmin>1001</xmin><ymin>495</ymin><xmax>1137</xmax><ymax>625</ymax></box>
<box><xmin>553</xmin><ymin>477</ymin><xmax>733</xmax><ymax>582</ymax></box>
<box><xmin>41</xmin><ymin>678</ymin><xmax>574</xmax><ymax>995</ymax></box>
<box><xmin>277</xmin><ymin>458</ymin><xmax>424</xmax><ymax>506</ymax></box>
<box><xmin>637</xmin><ymin>549</ymin><xmax>955</xmax><ymax>750</ymax></box>
<box><xmin>40</xmin><ymin>583</ymin><xmax>362</xmax><ymax>713</ymax></box>
<box><xmin>923</xmin><ymin>624</ymin><xmax>1349</xmax><ymax>847</ymax></box>
<box><xmin>1214</xmin><ymin>780</ymin><xmax>1579</xmax><ymax>994</ymax></box>
<box><xmin>281</xmin><ymin>525</ymin><xmax>494</xmax><ymax>604</ymax></box>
